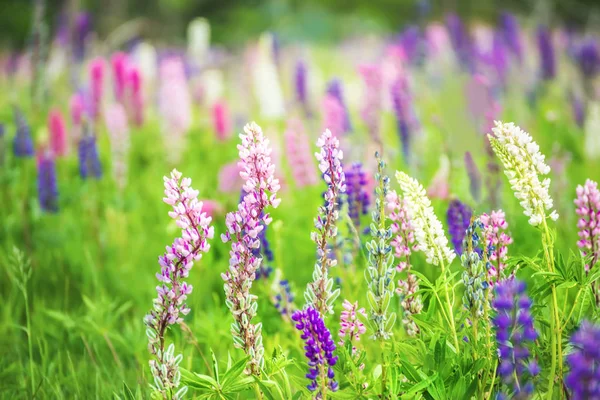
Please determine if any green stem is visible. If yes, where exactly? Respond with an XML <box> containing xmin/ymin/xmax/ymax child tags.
<box><xmin>24</xmin><ymin>287</ymin><xmax>34</xmax><ymax>397</ymax></box>
<box><xmin>440</xmin><ymin>260</ymin><xmax>460</xmax><ymax>350</ymax></box>
<box><xmin>380</xmin><ymin>340</ymin><xmax>387</xmax><ymax>399</ymax></box>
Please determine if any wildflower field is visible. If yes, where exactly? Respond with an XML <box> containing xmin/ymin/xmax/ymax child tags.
<box><xmin>2</xmin><ymin>5</ymin><xmax>600</xmax><ymax>400</ymax></box>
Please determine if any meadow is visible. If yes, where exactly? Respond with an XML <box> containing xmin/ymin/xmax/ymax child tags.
<box><xmin>1</xmin><ymin>10</ymin><xmax>600</xmax><ymax>400</ymax></box>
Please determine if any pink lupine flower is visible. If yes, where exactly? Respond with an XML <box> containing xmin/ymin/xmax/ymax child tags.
<box><xmin>199</xmin><ymin>199</ymin><xmax>223</xmax><ymax>218</ymax></box>
<box><xmin>48</xmin><ymin>108</ymin><xmax>68</xmax><ymax>157</ymax></box>
<box><xmin>386</xmin><ymin>190</ymin><xmax>418</xmax><ymax>272</ymax></box>
<box><xmin>89</xmin><ymin>57</ymin><xmax>105</xmax><ymax>120</ymax></box>
<box><xmin>126</xmin><ymin>66</ymin><xmax>144</xmax><ymax>126</ymax></box>
<box><xmin>322</xmin><ymin>94</ymin><xmax>345</xmax><ymax>138</ymax></box>
<box><xmin>221</xmin><ymin>122</ymin><xmax>281</xmax><ymax>375</ymax></box>
<box><xmin>358</xmin><ymin>64</ymin><xmax>383</xmax><ymax>145</ymax></box>
<box><xmin>427</xmin><ymin>155</ymin><xmax>450</xmax><ymax>200</ymax></box>
<box><xmin>397</xmin><ymin>273</ymin><xmax>423</xmax><ymax>336</ymax></box>
<box><xmin>212</xmin><ymin>101</ymin><xmax>232</xmax><ymax>141</ymax></box>
<box><xmin>218</xmin><ymin>161</ymin><xmax>244</xmax><ymax>193</ymax></box>
<box><xmin>104</xmin><ymin>103</ymin><xmax>130</xmax><ymax>190</ymax></box>
<box><xmin>575</xmin><ymin>180</ymin><xmax>600</xmax><ymax>270</ymax></box>
<box><xmin>144</xmin><ymin>169</ymin><xmax>214</xmax><ymax>397</ymax></box>
<box><xmin>284</xmin><ymin>118</ymin><xmax>318</xmax><ymax>188</ymax></box>
<box><xmin>339</xmin><ymin>300</ymin><xmax>367</xmax><ymax>354</ymax></box>
<box><xmin>111</xmin><ymin>52</ymin><xmax>128</xmax><ymax>103</ymax></box>
<box><xmin>70</xmin><ymin>93</ymin><xmax>84</xmax><ymax>127</ymax></box>
<box><xmin>480</xmin><ymin>209</ymin><xmax>513</xmax><ymax>283</ymax></box>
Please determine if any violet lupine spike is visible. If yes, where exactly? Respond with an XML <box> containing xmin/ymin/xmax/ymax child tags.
<box><xmin>292</xmin><ymin>307</ymin><xmax>339</xmax><ymax>395</ymax></box>
<box><xmin>36</xmin><ymin>149</ymin><xmax>58</xmax><ymax>213</ymax></box>
<box><xmin>464</xmin><ymin>152</ymin><xmax>482</xmax><ymax>203</ymax></box>
<box><xmin>493</xmin><ymin>279</ymin><xmax>539</xmax><ymax>400</ymax></box>
<box><xmin>576</xmin><ymin>39</ymin><xmax>600</xmax><ymax>81</ymax></box>
<box><xmin>305</xmin><ymin>129</ymin><xmax>346</xmax><ymax>317</ymax></box>
<box><xmin>480</xmin><ymin>210</ymin><xmax>513</xmax><ymax>285</ymax></box>
<box><xmin>390</xmin><ymin>78</ymin><xmax>413</xmax><ymax>163</ymax></box>
<box><xmin>499</xmin><ymin>12</ymin><xmax>523</xmax><ymax>64</ymax></box>
<box><xmin>78</xmin><ymin>128</ymin><xmax>102</xmax><ymax>180</ymax></box>
<box><xmin>326</xmin><ymin>79</ymin><xmax>352</xmax><ymax>133</ymax></box>
<box><xmin>537</xmin><ymin>26</ymin><xmax>556</xmax><ymax>81</ymax></box>
<box><xmin>13</xmin><ymin>107</ymin><xmax>34</xmax><ymax>158</ymax></box>
<box><xmin>253</xmin><ymin>222</ymin><xmax>274</xmax><ymax>280</ymax></box>
<box><xmin>284</xmin><ymin>119</ymin><xmax>318</xmax><ymax>188</ymax></box>
<box><xmin>220</xmin><ymin>122</ymin><xmax>281</xmax><ymax>376</ymax></box>
<box><xmin>344</xmin><ymin>162</ymin><xmax>370</xmax><ymax>230</ymax></box>
<box><xmin>447</xmin><ymin>199</ymin><xmax>472</xmax><ymax>255</ymax></box>
<box><xmin>272</xmin><ymin>276</ymin><xmax>295</xmax><ymax>317</ymax></box>
<box><xmin>570</xmin><ymin>92</ymin><xmax>586</xmax><ymax>128</ymax></box>
<box><xmin>446</xmin><ymin>13</ymin><xmax>473</xmax><ymax>72</ymax></box>
<box><xmin>48</xmin><ymin>108</ymin><xmax>68</xmax><ymax>157</ymax></box>
<box><xmin>338</xmin><ymin>300</ymin><xmax>367</xmax><ymax>356</ymax></box>
<box><xmin>359</xmin><ymin>64</ymin><xmax>383</xmax><ymax>145</ymax></box>
<box><xmin>73</xmin><ymin>13</ymin><xmax>91</xmax><ymax>62</ymax></box>
<box><xmin>144</xmin><ymin>169</ymin><xmax>214</xmax><ymax>399</ymax></box>
<box><xmin>566</xmin><ymin>321</ymin><xmax>600</xmax><ymax>400</ymax></box>
<box><xmin>575</xmin><ymin>180</ymin><xmax>600</xmax><ymax>271</ymax></box>
<box><xmin>295</xmin><ymin>60</ymin><xmax>308</xmax><ymax>109</ymax></box>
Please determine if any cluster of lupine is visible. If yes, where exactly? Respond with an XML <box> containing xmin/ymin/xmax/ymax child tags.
<box><xmin>144</xmin><ymin>169</ymin><xmax>214</xmax><ymax>399</ymax></box>
<box><xmin>344</xmin><ymin>162</ymin><xmax>370</xmax><ymax>230</ymax></box>
<box><xmin>480</xmin><ymin>210</ymin><xmax>513</xmax><ymax>283</ymax></box>
<box><xmin>284</xmin><ymin>119</ymin><xmax>318</xmax><ymax>188</ymax></box>
<box><xmin>447</xmin><ymin>199</ymin><xmax>472</xmax><ymax>254</ymax></box>
<box><xmin>574</xmin><ymin>179</ymin><xmax>600</xmax><ymax>270</ymax></box>
<box><xmin>338</xmin><ymin>300</ymin><xmax>367</xmax><ymax>356</ymax></box>
<box><xmin>220</xmin><ymin>122</ymin><xmax>281</xmax><ymax>375</ymax></box>
<box><xmin>461</xmin><ymin>219</ymin><xmax>488</xmax><ymax>318</ymax></box>
<box><xmin>272</xmin><ymin>277</ymin><xmax>295</xmax><ymax>317</ymax></box>
<box><xmin>566</xmin><ymin>322</ymin><xmax>600</xmax><ymax>399</ymax></box>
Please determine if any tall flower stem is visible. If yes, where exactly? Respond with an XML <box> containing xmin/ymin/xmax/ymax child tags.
<box><xmin>440</xmin><ymin>259</ymin><xmax>459</xmax><ymax>350</ymax></box>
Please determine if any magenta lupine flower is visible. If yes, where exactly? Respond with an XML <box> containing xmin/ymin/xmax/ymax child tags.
<box><xmin>358</xmin><ymin>64</ymin><xmax>383</xmax><ymax>145</ymax></box>
<box><xmin>575</xmin><ymin>180</ymin><xmax>600</xmax><ymax>270</ymax></box>
<box><xmin>292</xmin><ymin>307</ymin><xmax>339</xmax><ymax>395</ymax></box>
<box><xmin>198</xmin><ymin>199</ymin><xmax>223</xmax><ymax>218</ymax></box>
<box><xmin>480</xmin><ymin>210</ymin><xmax>513</xmax><ymax>284</ymax></box>
<box><xmin>338</xmin><ymin>300</ymin><xmax>367</xmax><ymax>352</ymax></box>
<box><xmin>322</xmin><ymin>94</ymin><xmax>345</xmax><ymax>138</ymax></box>
<box><xmin>126</xmin><ymin>66</ymin><xmax>144</xmax><ymax>126</ymax></box>
<box><xmin>48</xmin><ymin>108</ymin><xmax>68</xmax><ymax>157</ymax></box>
<box><xmin>104</xmin><ymin>103</ymin><xmax>130</xmax><ymax>190</ymax></box>
<box><xmin>220</xmin><ymin>122</ymin><xmax>281</xmax><ymax>375</ymax></box>
<box><xmin>212</xmin><ymin>101</ymin><xmax>232</xmax><ymax>142</ymax></box>
<box><xmin>386</xmin><ymin>190</ymin><xmax>417</xmax><ymax>272</ymax></box>
<box><xmin>111</xmin><ymin>52</ymin><xmax>128</xmax><ymax>103</ymax></box>
<box><xmin>305</xmin><ymin>129</ymin><xmax>346</xmax><ymax>317</ymax></box>
<box><xmin>144</xmin><ymin>169</ymin><xmax>214</xmax><ymax>398</ymax></box>
<box><xmin>89</xmin><ymin>57</ymin><xmax>105</xmax><ymax>120</ymax></box>
<box><xmin>284</xmin><ymin>118</ymin><xmax>318</xmax><ymax>188</ymax></box>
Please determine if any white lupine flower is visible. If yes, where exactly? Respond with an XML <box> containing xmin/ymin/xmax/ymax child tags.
<box><xmin>488</xmin><ymin>121</ymin><xmax>558</xmax><ymax>226</ymax></box>
<box><xmin>395</xmin><ymin>171</ymin><xmax>456</xmax><ymax>266</ymax></box>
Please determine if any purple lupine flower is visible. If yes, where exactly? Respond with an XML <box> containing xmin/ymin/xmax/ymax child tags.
<box><xmin>575</xmin><ymin>179</ymin><xmax>600</xmax><ymax>270</ymax></box>
<box><xmin>295</xmin><ymin>60</ymin><xmax>307</xmax><ymax>108</ymax></box>
<box><xmin>566</xmin><ymin>321</ymin><xmax>600</xmax><ymax>400</ymax></box>
<box><xmin>576</xmin><ymin>39</ymin><xmax>600</xmax><ymax>80</ymax></box>
<box><xmin>447</xmin><ymin>199</ymin><xmax>472</xmax><ymax>255</ymax></box>
<box><xmin>464</xmin><ymin>152</ymin><xmax>482</xmax><ymax>203</ymax></box>
<box><xmin>537</xmin><ymin>26</ymin><xmax>556</xmax><ymax>81</ymax></box>
<box><xmin>305</xmin><ymin>130</ymin><xmax>346</xmax><ymax>317</ymax></box>
<box><xmin>344</xmin><ymin>162</ymin><xmax>370</xmax><ymax>230</ymax></box>
<box><xmin>446</xmin><ymin>13</ymin><xmax>473</xmax><ymax>71</ymax></box>
<box><xmin>36</xmin><ymin>149</ymin><xmax>58</xmax><ymax>213</ymax></box>
<box><xmin>144</xmin><ymin>169</ymin><xmax>214</xmax><ymax>398</ymax></box>
<box><xmin>77</xmin><ymin>132</ymin><xmax>102</xmax><ymax>179</ymax></box>
<box><xmin>12</xmin><ymin>107</ymin><xmax>34</xmax><ymax>158</ymax></box>
<box><xmin>291</xmin><ymin>307</ymin><xmax>339</xmax><ymax>395</ymax></box>
<box><xmin>253</xmin><ymin>222</ymin><xmax>274</xmax><ymax>280</ymax></box>
<box><xmin>499</xmin><ymin>12</ymin><xmax>523</xmax><ymax>64</ymax></box>
<box><xmin>493</xmin><ymin>279</ymin><xmax>539</xmax><ymax>400</ymax></box>
<box><xmin>390</xmin><ymin>78</ymin><xmax>413</xmax><ymax>163</ymax></box>
<box><xmin>399</xmin><ymin>25</ymin><xmax>424</xmax><ymax>66</ymax></box>
<box><xmin>326</xmin><ymin>79</ymin><xmax>352</xmax><ymax>133</ymax></box>
<box><xmin>571</xmin><ymin>92</ymin><xmax>586</xmax><ymax>128</ymax></box>
<box><xmin>221</xmin><ymin>122</ymin><xmax>281</xmax><ymax>375</ymax></box>
<box><xmin>491</xmin><ymin>32</ymin><xmax>509</xmax><ymax>86</ymax></box>
<box><xmin>73</xmin><ymin>12</ymin><xmax>91</xmax><ymax>62</ymax></box>
<box><xmin>273</xmin><ymin>279</ymin><xmax>295</xmax><ymax>316</ymax></box>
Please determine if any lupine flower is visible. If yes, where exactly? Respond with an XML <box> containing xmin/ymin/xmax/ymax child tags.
<box><xmin>365</xmin><ymin>153</ymin><xmax>396</xmax><ymax>340</ymax></box>
<box><xmin>78</xmin><ymin>130</ymin><xmax>102</xmax><ymax>180</ymax></box>
<box><xmin>305</xmin><ymin>130</ymin><xmax>345</xmax><ymax>317</ymax></box>
<box><xmin>326</xmin><ymin>79</ymin><xmax>351</xmax><ymax>133</ymax></box>
<box><xmin>499</xmin><ymin>12</ymin><xmax>523</xmax><ymax>64</ymax></box>
<box><xmin>390</xmin><ymin>77</ymin><xmax>413</xmax><ymax>162</ymax></box>
<box><xmin>387</xmin><ymin>190</ymin><xmax>417</xmax><ymax>272</ymax></box>
<box><xmin>272</xmin><ymin>274</ymin><xmax>295</xmax><ymax>317</ymax></box>
<box><xmin>126</xmin><ymin>66</ymin><xmax>144</xmax><ymax>126</ymax></box>
<box><xmin>396</xmin><ymin>273</ymin><xmax>422</xmax><ymax>336</ymax></box>
<box><xmin>345</xmin><ymin>163</ymin><xmax>370</xmax><ymax>230</ymax></box>
<box><xmin>36</xmin><ymin>149</ymin><xmax>58</xmax><ymax>213</ymax></box>
<box><xmin>322</xmin><ymin>94</ymin><xmax>345</xmax><ymax>138</ymax></box>
<box><xmin>493</xmin><ymin>279</ymin><xmax>539</xmax><ymax>400</ymax></box>
<box><xmin>291</xmin><ymin>307</ymin><xmax>339</xmax><ymax>395</ymax></box>
<box><xmin>252</xmin><ymin>34</ymin><xmax>285</xmax><ymax>119</ymax></box>
<box><xmin>585</xmin><ymin>103</ymin><xmax>600</xmax><ymax>160</ymax></box>
<box><xmin>399</xmin><ymin>25</ymin><xmax>424</xmax><ymax>66</ymax></box>
<box><xmin>217</xmin><ymin>161</ymin><xmax>244</xmax><ymax>193</ymax></box>
<box><xmin>570</xmin><ymin>92</ymin><xmax>586</xmax><ymax>128</ymax></box>
<box><xmin>446</xmin><ymin>13</ymin><xmax>473</xmax><ymax>71</ymax></box>
<box><xmin>575</xmin><ymin>180</ymin><xmax>600</xmax><ymax>270</ymax></box>
<box><xmin>284</xmin><ymin>118</ymin><xmax>318</xmax><ymax>188</ymax></box>
<box><xmin>489</xmin><ymin>121</ymin><xmax>558</xmax><ymax>226</ymax></box>
<box><xmin>576</xmin><ymin>39</ymin><xmax>600</xmax><ymax>80</ymax></box>
<box><xmin>339</xmin><ymin>300</ymin><xmax>367</xmax><ymax>354</ymax></box>
<box><xmin>396</xmin><ymin>171</ymin><xmax>456</xmax><ymax>266</ymax></box>
<box><xmin>212</xmin><ymin>101</ymin><xmax>232</xmax><ymax>141</ymax></box>
<box><xmin>427</xmin><ymin>154</ymin><xmax>450</xmax><ymax>200</ymax></box>
<box><xmin>480</xmin><ymin>210</ymin><xmax>513</xmax><ymax>283</ymax></box>
<box><xmin>461</xmin><ymin>219</ymin><xmax>488</xmax><ymax>317</ymax></box>
<box><xmin>359</xmin><ymin>64</ymin><xmax>383</xmax><ymax>144</ymax></box>
<box><xmin>48</xmin><ymin>108</ymin><xmax>68</xmax><ymax>157</ymax></box>
<box><xmin>70</xmin><ymin>92</ymin><xmax>84</xmax><ymax>129</ymax></box>
<box><xmin>144</xmin><ymin>169</ymin><xmax>214</xmax><ymax>399</ymax></box>
<box><xmin>295</xmin><ymin>60</ymin><xmax>308</xmax><ymax>110</ymax></box>
<box><xmin>464</xmin><ymin>152</ymin><xmax>482</xmax><ymax>203</ymax></box>
<box><xmin>447</xmin><ymin>199</ymin><xmax>472</xmax><ymax>255</ymax></box>
<box><xmin>537</xmin><ymin>26</ymin><xmax>556</xmax><ymax>81</ymax></box>
<box><xmin>73</xmin><ymin>13</ymin><xmax>91</xmax><ymax>62</ymax></box>
<box><xmin>104</xmin><ymin>104</ymin><xmax>130</xmax><ymax>190</ymax></box>
<box><xmin>221</xmin><ymin>122</ymin><xmax>281</xmax><ymax>375</ymax></box>
<box><xmin>89</xmin><ymin>57</ymin><xmax>105</xmax><ymax>120</ymax></box>
<box><xmin>253</xmin><ymin>221</ymin><xmax>274</xmax><ymax>280</ymax></box>
<box><xmin>111</xmin><ymin>52</ymin><xmax>128</xmax><ymax>103</ymax></box>
<box><xmin>565</xmin><ymin>321</ymin><xmax>600</xmax><ymax>400</ymax></box>
<box><xmin>199</xmin><ymin>199</ymin><xmax>222</xmax><ymax>218</ymax></box>
<box><xmin>13</xmin><ymin>107</ymin><xmax>34</xmax><ymax>157</ymax></box>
